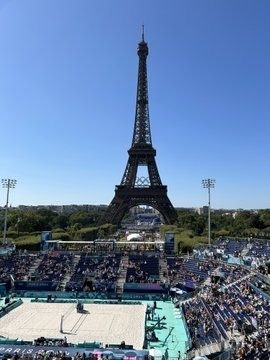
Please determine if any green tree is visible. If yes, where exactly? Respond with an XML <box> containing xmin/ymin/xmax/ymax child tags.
<box><xmin>53</xmin><ymin>214</ymin><xmax>70</xmax><ymax>229</ymax></box>
<box><xmin>70</xmin><ymin>212</ymin><xmax>96</xmax><ymax>227</ymax></box>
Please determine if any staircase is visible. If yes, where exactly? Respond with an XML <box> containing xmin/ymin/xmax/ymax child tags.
<box><xmin>241</xmin><ymin>243</ymin><xmax>251</xmax><ymax>257</ymax></box>
<box><xmin>24</xmin><ymin>255</ymin><xmax>43</xmax><ymax>280</ymax></box>
<box><xmin>193</xmin><ymin>341</ymin><xmax>225</xmax><ymax>358</ymax></box>
<box><xmin>59</xmin><ymin>254</ymin><xmax>81</xmax><ymax>291</ymax></box>
<box><xmin>159</xmin><ymin>255</ymin><xmax>168</xmax><ymax>283</ymax></box>
<box><xmin>115</xmin><ymin>255</ymin><xmax>129</xmax><ymax>295</ymax></box>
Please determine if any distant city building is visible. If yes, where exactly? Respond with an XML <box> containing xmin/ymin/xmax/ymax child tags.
<box><xmin>15</xmin><ymin>204</ymin><xmax>107</xmax><ymax>214</ymax></box>
<box><xmin>0</xmin><ymin>204</ymin><xmax>261</xmax><ymax>217</ymax></box>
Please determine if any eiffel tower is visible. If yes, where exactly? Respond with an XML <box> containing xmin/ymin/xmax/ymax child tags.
<box><xmin>102</xmin><ymin>30</ymin><xmax>178</xmax><ymax>225</ymax></box>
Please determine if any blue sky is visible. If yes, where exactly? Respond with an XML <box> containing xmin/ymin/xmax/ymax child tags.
<box><xmin>0</xmin><ymin>0</ymin><xmax>269</xmax><ymax>209</ymax></box>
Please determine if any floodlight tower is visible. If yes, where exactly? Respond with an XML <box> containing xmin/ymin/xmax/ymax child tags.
<box><xmin>1</xmin><ymin>179</ymin><xmax>17</xmax><ymax>245</ymax></box>
<box><xmin>202</xmin><ymin>178</ymin><xmax>215</xmax><ymax>248</ymax></box>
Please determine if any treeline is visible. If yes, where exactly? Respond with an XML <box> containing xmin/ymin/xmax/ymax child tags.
<box><xmin>0</xmin><ymin>207</ymin><xmax>270</xmax><ymax>247</ymax></box>
<box><xmin>0</xmin><ymin>207</ymin><xmax>116</xmax><ymax>246</ymax></box>
<box><xmin>176</xmin><ymin>208</ymin><xmax>270</xmax><ymax>238</ymax></box>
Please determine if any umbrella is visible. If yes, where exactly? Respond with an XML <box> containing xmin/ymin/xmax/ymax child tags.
<box><xmin>123</xmin><ymin>351</ymin><xmax>137</xmax><ymax>359</ymax></box>
<box><xmin>93</xmin><ymin>350</ymin><xmax>102</xmax><ymax>359</ymax></box>
<box><xmin>113</xmin><ymin>350</ymin><xmax>125</xmax><ymax>356</ymax></box>
<box><xmin>149</xmin><ymin>348</ymin><xmax>163</xmax><ymax>357</ymax></box>
<box><xmin>102</xmin><ymin>350</ymin><xmax>114</xmax><ymax>359</ymax></box>
<box><xmin>113</xmin><ymin>353</ymin><xmax>125</xmax><ymax>360</ymax></box>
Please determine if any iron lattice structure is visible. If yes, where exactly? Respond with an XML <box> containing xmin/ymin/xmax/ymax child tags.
<box><xmin>101</xmin><ymin>32</ymin><xmax>178</xmax><ymax>225</ymax></box>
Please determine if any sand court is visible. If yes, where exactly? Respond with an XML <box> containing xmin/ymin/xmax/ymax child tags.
<box><xmin>0</xmin><ymin>302</ymin><xmax>147</xmax><ymax>349</ymax></box>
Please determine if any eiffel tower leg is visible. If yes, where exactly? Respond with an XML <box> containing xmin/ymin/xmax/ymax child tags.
<box><xmin>101</xmin><ymin>187</ymin><xmax>178</xmax><ymax>226</ymax></box>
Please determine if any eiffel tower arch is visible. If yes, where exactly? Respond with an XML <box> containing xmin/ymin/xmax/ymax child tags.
<box><xmin>101</xmin><ymin>30</ymin><xmax>178</xmax><ymax>226</ymax></box>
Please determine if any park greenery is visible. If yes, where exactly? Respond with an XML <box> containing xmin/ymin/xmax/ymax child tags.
<box><xmin>0</xmin><ymin>207</ymin><xmax>270</xmax><ymax>251</ymax></box>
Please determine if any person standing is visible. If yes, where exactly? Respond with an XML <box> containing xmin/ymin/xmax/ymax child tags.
<box><xmin>164</xmin><ymin>348</ymin><xmax>169</xmax><ymax>360</ymax></box>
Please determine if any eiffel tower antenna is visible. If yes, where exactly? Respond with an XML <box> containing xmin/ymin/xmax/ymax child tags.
<box><xmin>101</xmin><ymin>32</ymin><xmax>178</xmax><ymax>225</ymax></box>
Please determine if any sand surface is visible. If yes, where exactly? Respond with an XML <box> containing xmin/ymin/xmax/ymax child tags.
<box><xmin>0</xmin><ymin>302</ymin><xmax>146</xmax><ymax>349</ymax></box>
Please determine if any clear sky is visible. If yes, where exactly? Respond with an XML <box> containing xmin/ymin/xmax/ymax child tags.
<box><xmin>0</xmin><ymin>0</ymin><xmax>269</xmax><ymax>209</ymax></box>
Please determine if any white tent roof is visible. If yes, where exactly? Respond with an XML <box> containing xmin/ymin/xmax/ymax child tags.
<box><xmin>127</xmin><ymin>233</ymin><xmax>143</xmax><ymax>241</ymax></box>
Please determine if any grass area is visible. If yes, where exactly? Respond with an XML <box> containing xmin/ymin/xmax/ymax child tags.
<box><xmin>13</xmin><ymin>234</ymin><xmax>40</xmax><ymax>249</ymax></box>
<box><xmin>160</xmin><ymin>225</ymin><xmax>208</xmax><ymax>253</ymax></box>
<box><xmin>174</xmin><ymin>229</ymin><xmax>208</xmax><ymax>252</ymax></box>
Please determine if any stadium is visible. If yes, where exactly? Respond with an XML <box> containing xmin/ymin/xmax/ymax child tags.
<box><xmin>0</xmin><ymin>235</ymin><xmax>269</xmax><ymax>360</ymax></box>
<box><xmin>1</xmin><ymin>1</ymin><xmax>269</xmax><ymax>359</ymax></box>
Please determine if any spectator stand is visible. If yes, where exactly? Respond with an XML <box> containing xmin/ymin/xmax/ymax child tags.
<box><xmin>0</xmin><ymin>252</ymin><xmax>36</xmax><ymax>284</ymax></box>
<box><xmin>125</xmin><ymin>254</ymin><xmax>160</xmax><ymax>284</ymax></box>
<box><xmin>66</xmin><ymin>253</ymin><xmax>121</xmax><ymax>294</ymax></box>
<box><xmin>0</xmin><ymin>237</ymin><xmax>270</xmax><ymax>359</ymax></box>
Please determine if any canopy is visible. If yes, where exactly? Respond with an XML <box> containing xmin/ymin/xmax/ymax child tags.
<box><xmin>127</xmin><ymin>233</ymin><xmax>143</xmax><ymax>241</ymax></box>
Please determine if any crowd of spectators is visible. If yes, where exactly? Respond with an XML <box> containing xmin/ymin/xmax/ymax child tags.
<box><xmin>214</xmin><ymin>237</ymin><xmax>248</xmax><ymax>257</ymax></box>
<box><xmin>66</xmin><ymin>254</ymin><xmax>121</xmax><ymax>293</ymax></box>
<box><xmin>0</xmin><ymin>252</ymin><xmax>35</xmax><ymax>283</ymax></box>
<box><xmin>211</xmin><ymin>263</ymin><xmax>249</xmax><ymax>286</ymax></box>
<box><xmin>35</xmin><ymin>253</ymin><xmax>73</xmax><ymax>283</ymax></box>
<box><xmin>88</xmin><ymin>255</ymin><xmax>121</xmax><ymax>292</ymax></box>
<box><xmin>233</xmin><ymin>329</ymin><xmax>270</xmax><ymax>359</ymax></box>
<box><xmin>126</xmin><ymin>255</ymin><xmax>159</xmax><ymax>284</ymax></box>
<box><xmin>192</xmin><ymin>275</ymin><xmax>270</xmax><ymax>358</ymax></box>
<box><xmin>182</xmin><ymin>296</ymin><xmax>219</xmax><ymax>348</ymax></box>
<box><xmin>33</xmin><ymin>337</ymin><xmax>68</xmax><ymax>348</ymax></box>
<box><xmin>165</xmin><ymin>257</ymin><xmax>217</xmax><ymax>286</ymax></box>
<box><xmin>246</xmin><ymin>240</ymin><xmax>270</xmax><ymax>259</ymax></box>
<box><xmin>1</xmin><ymin>237</ymin><xmax>270</xmax><ymax>359</ymax></box>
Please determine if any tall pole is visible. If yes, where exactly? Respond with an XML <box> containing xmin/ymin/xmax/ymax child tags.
<box><xmin>1</xmin><ymin>179</ymin><xmax>17</xmax><ymax>245</ymax></box>
<box><xmin>202</xmin><ymin>179</ymin><xmax>215</xmax><ymax>248</ymax></box>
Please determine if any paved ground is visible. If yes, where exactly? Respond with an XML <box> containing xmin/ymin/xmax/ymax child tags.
<box><xmin>0</xmin><ymin>302</ymin><xmax>146</xmax><ymax>350</ymax></box>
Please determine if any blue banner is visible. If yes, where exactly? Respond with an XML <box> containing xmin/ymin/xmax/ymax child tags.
<box><xmin>0</xmin><ymin>345</ymin><xmax>148</xmax><ymax>358</ymax></box>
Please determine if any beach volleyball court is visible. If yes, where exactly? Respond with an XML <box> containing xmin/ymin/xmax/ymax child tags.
<box><xmin>0</xmin><ymin>302</ymin><xmax>146</xmax><ymax>350</ymax></box>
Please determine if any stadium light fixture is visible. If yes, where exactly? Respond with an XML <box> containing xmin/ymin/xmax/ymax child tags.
<box><xmin>202</xmin><ymin>178</ymin><xmax>215</xmax><ymax>248</ymax></box>
<box><xmin>1</xmin><ymin>178</ymin><xmax>17</xmax><ymax>245</ymax></box>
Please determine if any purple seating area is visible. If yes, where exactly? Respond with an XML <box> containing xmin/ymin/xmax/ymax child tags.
<box><xmin>182</xmin><ymin>297</ymin><xmax>220</xmax><ymax>348</ymax></box>
<box><xmin>35</xmin><ymin>253</ymin><xmax>73</xmax><ymax>282</ymax></box>
<box><xmin>68</xmin><ymin>253</ymin><xmax>99</xmax><ymax>283</ymax></box>
<box><xmin>213</xmin><ymin>263</ymin><xmax>249</xmax><ymax>285</ymax></box>
<box><xmin>126</xmin><ymin>254</ymin><xmax>159</xmax><ymax>283</ymax></box>
<box><xmin>201</xmin><ymin>296</ymin><xmax>230</xmax><ymax>341</ymax></box>
<box><xmin>215</xmin><ymin>237</ymin><xmax>248</xmax><ymax>256</ymax></box>
<box><xmin>183</xmin><ymin>276</ymin><xmax>270</xmax><ymax>356</ymax></box>
<box><xmin>0</xmin><ymin>253</ymin><xmax>35</xmax><ymax>281</ymax></box>
<box><xmin>166</xmin><ymin>257</ymin><xmax>216</xmax><ymax>285</ymax></box>
<box><xmin>203</xmin><ymin>277</ymin><xmax>270</xmax><ymax>337</ymax></box>
<box><xmin>66</xmin><ymin>254</ymin><xmax>121</xmax><ymax>292</ymax></box>
<box><xmin>236</xmin><ymin>340</ymin><xmax>270</xmax><ymax>360</ymax></box>
<box><xmin>183</xmin><ymin>258</ymin><xmax>215</xmax><ymax>281</ymax></box>
<box><xmin>228</xmin><ymin>282</ymin><xmax>270</xmax><ymax>359</ymax></box>
<box><xmin>246</xmin><ymin>240</ymin><xmax>270</xmax><ymax>259</ymax></box>
<box><xmin>233</xmin><ymin>281</ymin><xmax>270</xmax><ymax>319</ymax></box>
